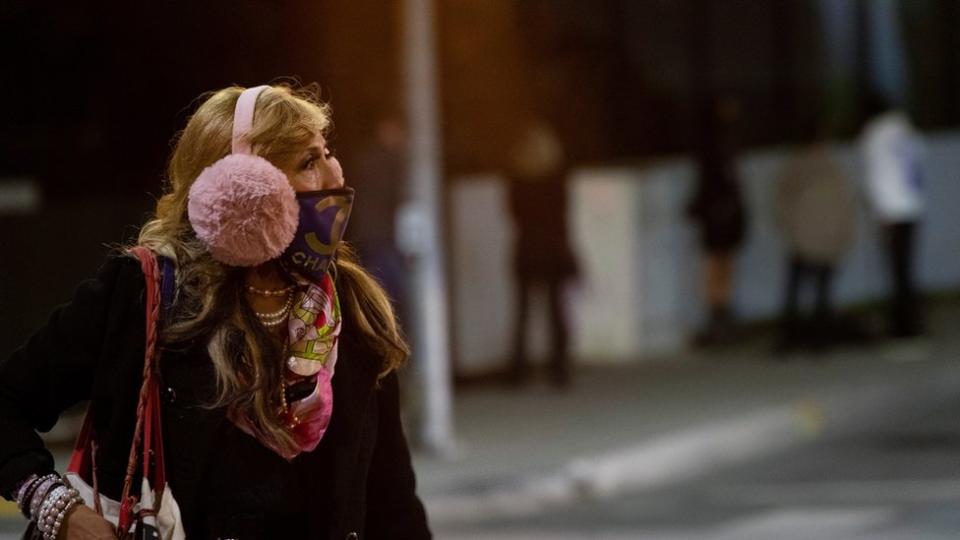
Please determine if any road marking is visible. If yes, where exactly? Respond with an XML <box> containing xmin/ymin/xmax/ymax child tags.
<box><xmin>708</xmin><ymin>479</ymin><xmax>960</xmax><ymax>505</ymax></box>
<box><xmin>708</xmin><ymin>507</ymin><xmax>894</xmax><ymax>539</ymax></box>
<box><xmin>436</xmin><ymin>506</ymin><xmax>896</xmax><ymax>540</ymax></box>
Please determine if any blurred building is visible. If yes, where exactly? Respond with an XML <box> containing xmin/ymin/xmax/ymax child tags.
<box><xmin>4</xmin><ymin>0</ymin><xmax>960</xmax><ymax>369</ymax></box>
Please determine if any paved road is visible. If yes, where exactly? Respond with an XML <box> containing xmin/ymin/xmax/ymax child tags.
<box><xmin>435</xmin><ymin>394</ymin><xmax>960</xmax><ymax>540</ymax></box>
<box><xmin>2</xmin><ymin>352</ymin><xmax>956</xmax><ymax>540</ymax></box>
<box><xmin>3</xmin><ymin>398</ymin><xmax>957</xmax><ymax>539</ymax></box>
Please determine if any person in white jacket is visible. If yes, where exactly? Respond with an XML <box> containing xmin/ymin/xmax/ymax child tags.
<box><xmin>860</xmin><ymin>102</ymin><xmax>925</xmax><ymax>338</ymax></box>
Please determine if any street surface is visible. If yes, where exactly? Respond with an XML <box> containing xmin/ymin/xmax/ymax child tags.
<box><xmin>1</xmin><ymin>376</ymin><xmax>957</xmax><ymax>539</ymax></box>
<box><xmin>436</xmin><ymin>395</ymin><xmax>960</xmax><ymax>540</ymax></box>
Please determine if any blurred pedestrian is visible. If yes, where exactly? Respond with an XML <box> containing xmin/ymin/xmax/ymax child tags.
<box><xmin>0</xmin><ymin>85</ymin><xmax>430</xmax><ymax>539</ymax></box>
<box><xmin>505</xmin><ymin>118</ymin><xmax>579</xmax><ymax>388</ymax></box>
<box><xmin>687</xmin><ymin>95</ymin><xmax>748</xmax><ymax>345</ymax></box>
<box><xmin>860</xmin><ymin>96</ymin><xmax>926</xmax><ymax>338</ymax></box>
<box><xmin>349</xmin><ymin>117</ymin><xmax>410</xmax><ymax>322</ymax></box>
<box><xmin>775</xmin><ymin>121</ymin><xmax>855</xmax><ymax>352</ymax></box>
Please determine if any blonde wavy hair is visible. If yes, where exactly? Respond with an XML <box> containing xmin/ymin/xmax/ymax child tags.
<box><xmin>136</xmin><ymin>84</ymin><xmax>408</xmax><ymax>455</ymax></box>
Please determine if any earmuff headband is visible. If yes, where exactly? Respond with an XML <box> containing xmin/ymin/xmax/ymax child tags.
<box><xmin>232</xmin><ymin>85</ymin><xmax>270</xmax><ymax>155</ymax></box>
<box><xmin>188</xmin><ymin>84</ymin><xmax>300</xmax><ymax>267</ymax></box>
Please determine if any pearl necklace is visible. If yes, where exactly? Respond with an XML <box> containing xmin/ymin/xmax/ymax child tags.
<box><xmin>247</xmin><ymin>284</ymin><xmax>296</xmax><ymax>297</ymax></box>
<box><xmin>254</xmin><ymin>294</ymin><xmax>294</xmax><ymax>328</ymax></box>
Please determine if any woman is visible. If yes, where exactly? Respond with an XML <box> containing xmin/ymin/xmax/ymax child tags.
<box><xmin>0</xmin><ymin>84</ymin><xmax>431</xmax><ymax>539</ymax></box>
<box><xmin>686</xmin><ymin>95</ymin><xmax>748</xmax><ymax>346</ymax></box>
<box><xmin>505</xmin><ymin>118</ymin><xmax>578</xmax><ymax>388</ymax></box>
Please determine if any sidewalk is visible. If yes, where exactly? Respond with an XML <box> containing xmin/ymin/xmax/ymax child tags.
<box><xmin>414</xmin><ymin>315</ymin><xmax>960</xmax><ymax>527</ymax></box>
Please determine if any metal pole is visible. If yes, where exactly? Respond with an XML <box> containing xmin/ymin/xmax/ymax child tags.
<box><xmin>401</xmin><ymin>0</ymin><xmax>455</xmax><ymax>455</ymax></box>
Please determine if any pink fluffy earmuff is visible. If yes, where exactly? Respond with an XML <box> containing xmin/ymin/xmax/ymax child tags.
<box><xmin>187</xmin><ymin>85</ymin><xmax>299</xmax><ymax>267</ymax></box>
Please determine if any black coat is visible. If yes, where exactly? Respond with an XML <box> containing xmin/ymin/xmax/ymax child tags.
<box><xmin>506</xmin><ymin>174</ymin><xmax>579</xmax><ymax>280</ymax></box>
<box><xmin>0</xmin><ymin>255</ymin><xmax>431</xmax><ymax>540</ymax></box>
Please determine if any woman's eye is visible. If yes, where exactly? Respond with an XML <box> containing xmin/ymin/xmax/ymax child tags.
<box><xmin>302</xmin><ymin>157</ymin><xmax>317</xmax><ymax>170</ymax></box>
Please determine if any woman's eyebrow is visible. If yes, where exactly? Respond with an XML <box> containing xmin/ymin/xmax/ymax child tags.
<box><xmin>301</xmin><ymin>146</ymin><xmax>322</xmax><ymax>158</ymax></box>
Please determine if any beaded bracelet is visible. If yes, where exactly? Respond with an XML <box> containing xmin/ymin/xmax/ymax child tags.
<box><xmin>37</xmin><ymin>485</ymin><xmax>78</xmax><ymax>537</ymax></box>
<box><xmin>44</xmin><ymin>495</ymin><xmax>81</xmax><ymax>540</ymax></box>
<box><xmin>28</xmin><ymin>477</ymin><xmax>62</xmax><ymax>521</ymax></box>
<box><xmin>29</xmin><ymin>477</ymin><xmax>61</xmax><ymax>520</ymax></box>
<box><xmin>17</xmin><ymin>473</ymin><xmax>59</xmax><ymax>519</ymax></box>
<box><xmin>13</xmin><ymin>473</ymin><xmax>39</xmax><ymax>506</ymax></box>
<box><xmin>38</xmin><ymin>486</ymin><xmax>80</xmax><ymax>540</ymax></box>
<box><xmin>35</xmin><ymin>485</ymin><xmax>67</xmax><ymax>532</ymax></box>
<box><xmin>14</xmin><ymin>473</ymin><xmax>39</xmax><ymax>516</ymax></box>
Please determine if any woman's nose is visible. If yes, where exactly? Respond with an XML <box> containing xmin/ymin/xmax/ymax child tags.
<box><xmin>324</xmin><ymin>157</ymin><xmax>345</xmax><ymax>188</ymax></box>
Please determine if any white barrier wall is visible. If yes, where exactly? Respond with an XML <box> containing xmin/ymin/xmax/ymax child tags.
<box><xmin>449</xmin><ymin>179</ymin><xmax>518</xmax><ymax>374</ymax></box>
<box><xmin>450</xmin><ymin>133</ymin><xmax>960</xmax><ymax>375</ymax></box>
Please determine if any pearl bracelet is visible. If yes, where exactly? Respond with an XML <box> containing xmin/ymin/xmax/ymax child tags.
<box><xmin>28</xmin><ymin>477</ymin><xmax>62</xmax><ymax>521</ymax></box>
<box><xmin>37</xmin><ymin>485</ymin><xmax>79</xmax><ymax>537</ymax></box>
<box><xmin>36</xmin><ymin>485</ymin><xmax>68</xmax><ymax>533</ymax></box>
<box><xmin>43</xmin><ymin>494</ymin><xmax>82</xmax><ymax>540</ymax></box>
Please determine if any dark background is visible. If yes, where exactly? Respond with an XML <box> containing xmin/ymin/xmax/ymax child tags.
<box><xmin>4</xmin><ymin>1</ymin><xmax>960</xmax><ymax>197</ymax></box>
<box><xmin>2</xmin><ymin>0</ymin><xmax>959</xmax><ymax>353</ymax></box>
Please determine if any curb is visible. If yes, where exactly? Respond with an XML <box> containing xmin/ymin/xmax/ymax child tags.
<box><xmin>424</xmin><ymin>359</ymin><xmax>960</xmax><ymax>525</ymax></box>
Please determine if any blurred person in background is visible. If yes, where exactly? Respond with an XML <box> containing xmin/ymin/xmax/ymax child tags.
<box><xmin>506</xmin><ymin>118</ymin><xmax>579</xmax><ymax>388</ymax></box>
<box><xmin>775</xmin><ymin>118</ymin><xmax>856</xmax><ymax>353</ymax></box>
<box><xmin>0</xmin><ymin>85</ymin><xmax>430</xmax><ymax>539</ymax></box>
<box><xmin>350</xmin><ymin>116</ymin><xmax>410</xmax><ymax>322</ymax></box>
<box><xmin>687</xmin><ymin>95</ymin><xmax>748</xmax><ymax>346</ymax></box>
<box><xmin>860</xmin><ymin>95</ymin><xmax>926</xmax><ymax>339</ymax></box>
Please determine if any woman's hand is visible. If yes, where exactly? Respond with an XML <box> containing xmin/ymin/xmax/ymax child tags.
<box><xmin>58</xmin><ymin>504</ymin><xmax>116</xmax><ymax>539</ymax></box>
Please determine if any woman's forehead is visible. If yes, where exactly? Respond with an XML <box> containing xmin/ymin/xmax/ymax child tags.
<box><xmin>304</xmin><ymin>133</ymin><xmax>327</xmax><ymax>149</ymax></box>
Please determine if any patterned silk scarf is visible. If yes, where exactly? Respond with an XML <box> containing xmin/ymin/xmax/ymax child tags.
<box><xmin>230</xmin><ymin>271</ymin><xmax>342</xmax><ymax>460</ymax></box>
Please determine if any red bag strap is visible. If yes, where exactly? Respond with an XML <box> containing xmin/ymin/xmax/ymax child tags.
<box><xmin>118</xmin><ymin>247</ymin><xmax>164</xmax><ymax>533</ymax></box>
<box><xmin>142</xmin><ymin>375</ymin><xmax>167</xmax><ymax>492</ymax></box>
<box><xmin>66</xmin><ymin>408</ymin><xmax>95</xmax><ymax>476</ymax></box>
<box><xmin>66</xmin><ymin>407</ymin><xmax>104</xmax><ymax>516</ymax></box>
